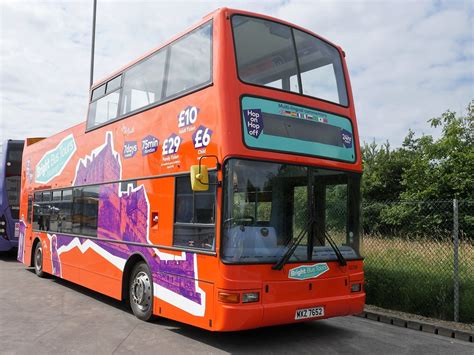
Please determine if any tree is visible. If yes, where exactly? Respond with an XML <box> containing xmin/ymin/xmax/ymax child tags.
<box><xmin>401</xmin><ymin>101</ymin><xmax>474</xmax><ymax>201</ymax></box>
<box><xmin>361</xmin><ymin>140</ymin><xmax>411</xmax><ymax>201</ymax></box>
<box><xmin>361</xmin><ymin>100</ymin><xmax>474</xmax><ymax>237</ymax></box>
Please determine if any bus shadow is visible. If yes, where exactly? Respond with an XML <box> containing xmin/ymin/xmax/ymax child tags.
<box><xmin>25</xmin><ymin>268</ymin><xmax>132</xmax><ymax>314</ymax></box>
<box><xmin>0</xmin><ymin>250</ymin><xmax>19</xmax><ymax>262</ymax></box>
<box><xmin>22</xmin><ymin>266</ymin><xmax>351</xmax><ymax>351</ymax></box>
<box><xmin>166</xmin><ymin>319</ymin><xmax>351</xmax><ymax>352</ymax></box>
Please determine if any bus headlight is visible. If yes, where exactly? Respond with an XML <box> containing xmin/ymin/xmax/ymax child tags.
<box><xmin>351</xmin><ymin>283</ymin><xmax>362</xmax><ymax>292</ymax></box>
<box><xmin>242</xmin><ymin>292</ymin><xmax>259</xmax><ymax>303</ymax></box>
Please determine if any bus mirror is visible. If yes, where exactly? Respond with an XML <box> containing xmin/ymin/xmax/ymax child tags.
<box><xmin>190</xmin><ymin>165</ymin><xmax>209</xmax><ymax>191</ymax></box>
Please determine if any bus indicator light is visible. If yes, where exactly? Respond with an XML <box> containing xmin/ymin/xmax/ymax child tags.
<box><xmin>14</xmin><ymin>223</ymin><xmax>20</xmax><ymax>238</ymax></box>
<box><xmin>218</xmin><ymin>291</ymin><xmax>240</xmax><ymax>304</ymax></box>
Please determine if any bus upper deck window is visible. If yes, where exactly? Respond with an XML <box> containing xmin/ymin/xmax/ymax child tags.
<box><xmin>166</xmin><ymin>22</ymin><xmax>212</xmax><ymax>98</ymax></box>
<box><xmin>293</xmin><ymin>29</ymin><xmax>348</xmax><ymax>106</ymax></box>
<box><xmin>232</xmin><ymin>16</ymin><xmax>300</xmax><ymax>93</ymax></box>
<box><xmin>106</xmin><ymin>76</ymin><xmax>122</xmax><ymax>94</ymax></box>
<box><xmin>91</xmin><ymin>84</ymin><xmax>105</xmax><ymax>101</ymax></box>
<box><xmin>232</xmin><ymin>15</ymin><xmax>348</xmax><ymax>106</ymax></box>
<box><xmin>87</xmin><ymin>75</ymin><xmax>122</xmax><ymax>129</ymax></box>
<box><xmin>120</xmin><ymin>49</ymin><xmax>167</xmax><ymax>115</ymax></box>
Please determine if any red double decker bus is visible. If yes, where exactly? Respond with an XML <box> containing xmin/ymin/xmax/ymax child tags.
<box><xmin>19</xmin><ymin>8</ymin><xmax>364</xmax><ymax>331</ymax></box>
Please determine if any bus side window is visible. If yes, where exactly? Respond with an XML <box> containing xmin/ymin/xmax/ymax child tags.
<box><xmin>60</xmin><ymin>189</ymin><xmax>73</xmax><ymax>234</ymax></box>
<box><xmin>39</xmin><ymin>192</ymin><xmax>52</xmax><ymax>231</ymax></box>
<box><xmin>166</xmin><ymin>22</ymin><xmax>212</xmax><ymax>98</ymax></box>
<box><xmin>120</xmin><ymin>48</ymin><xmax>166</xmax><ymax>115</ymax></box>
<box><xmin>81</xmin><ymin>186</ymin><xmax>99</xmax><ymax>237</ymax></box>
<box><xmin>31</xmin><ymin>187</ymin><xmax>96</xmax><ymax>236</ymax></box>
<box><xmin>49</xmin><ymin>190</ymin><xmax>62</xmax><ymax>233</ymax></box>
<box><xmin>46</xmin><ymin>189</ymin><xmax>74</xmax><ymax>234</ymax></box>
<box><xmin>87</xmin><ymin>75</ymin><xmax>122</xmax><ymax>129</ymax></box>
<box><xmin>173</xmin><ymin>172</ymin><xmax>217</xmax><ymax>250</ymax></box>
<box><xmin>72</xmin><ymin>188</ymin><xmax>83</xmax><ymax>235</ymax></box>
<box><xmin>32</xmin><ymin>192</ymin><xmax>41</xmax><ymax>230</ymax></box>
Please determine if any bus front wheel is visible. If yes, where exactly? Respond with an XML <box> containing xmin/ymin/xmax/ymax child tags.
<box><xmin>34</xmin><ymin>242</ymin><xmax>45</xmax><ymax>278</ymax></box>
<box><xmin>129</xmin><ymin>262</ymin><xmax>154</xmax><ymax>321</ymax></box>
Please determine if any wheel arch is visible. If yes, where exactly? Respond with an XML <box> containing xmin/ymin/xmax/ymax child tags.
<box><xmin>29</xmin><ymin>237</ymin><xmax>42</xmax><ymax>267</ymax></box>
<box><xmin>121</xmin><ymin>252</ymin><xmax>152</xmax><ymax>301</ymax></box>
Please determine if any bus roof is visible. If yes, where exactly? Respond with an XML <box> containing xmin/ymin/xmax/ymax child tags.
<box><xmin>22</xmin><ymin>121</ymin><xmax>84</xmax><ymax>155</ymax></box>
<box><xmin>90</xmin><ymin>7</ymin><xmax>220</xmax><ymax>90</ymax></box>
<box><xmin>90</xmin><ymin>7</ymin><xmax>343</xmax><ymax>91</ymax></box>
<box><xmin>1</xmin><ymin>139</ymin><xmax>24</xmax><ymax>150</ymax></box>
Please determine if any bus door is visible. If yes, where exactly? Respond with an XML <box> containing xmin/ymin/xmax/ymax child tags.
<box><xmin>152</xmin><ymin>173</ymin><xmax>217</xmax><ymax>325</ymax></box>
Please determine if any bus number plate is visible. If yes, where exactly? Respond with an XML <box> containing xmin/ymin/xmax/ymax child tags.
<box><xmin>295</xmin><ymin>306</ymin><xmax>324</xmax><ymax>320</ymax></box>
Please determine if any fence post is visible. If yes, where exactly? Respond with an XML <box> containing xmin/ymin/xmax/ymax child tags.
<box><xmin>453</xmin><ymin>198</ymin><xmax>459</xmax><ymax>322</ymax></box>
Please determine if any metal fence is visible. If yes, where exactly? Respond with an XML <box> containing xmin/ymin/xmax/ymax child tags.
<box><xmin>361</xmin><ymin>199</ymin><xmax>473</xmax><ymax>324</ymax></box>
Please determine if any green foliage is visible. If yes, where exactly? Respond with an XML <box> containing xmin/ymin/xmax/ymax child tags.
<box><xmin>326</xmin><ymin>184</ymin><xmax>347</xmax><ymax>232</ymax></box>
<box><xmin>361</xmin><ymin>141</ymin><xmax>411</xmax><ymax>201</ymax></box>
<box><xmin>361</xmin><ymin>100</ymin><xmax>474</xmax><ymax>237</ymax></box>
<box><xmin>402</xmin><ymin>101</ymin><xmax>474</xmax><ymax>201</ymax></box>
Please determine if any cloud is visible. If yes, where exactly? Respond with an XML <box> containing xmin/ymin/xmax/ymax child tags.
<box><xmin>1</xmin><ymin>0</ymin><xmax>473</xmax><ymax>148</ymax></box>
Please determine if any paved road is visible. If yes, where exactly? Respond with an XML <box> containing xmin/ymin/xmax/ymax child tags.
<box><xmin>0</xmin><ymin>252</ymin><xmax>472</xmax><ymax>354</ymax></box>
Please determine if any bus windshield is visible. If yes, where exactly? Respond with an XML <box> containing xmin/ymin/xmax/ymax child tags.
<box><xmin>5</xmin><ymin>141</ymin><xmax>23</xmax><ymax>219</ymax></box>
<box><xmin>222</xmin><ymin>159</ymin><xmax>361</xmax><ymax>264</ymax></box>
<box><xmin>232</xmin><ymin>15</ymin><xmax>348</xmax><ymax>106</ymax></box>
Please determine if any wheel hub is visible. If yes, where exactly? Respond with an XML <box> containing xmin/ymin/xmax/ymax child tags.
<box><xmin>131</xmin><ymin>271</ymin><xmax>151</xmax><ymax>310</ymax></box>
<box><xmin>35</xmin><ymin>248</ymin><xmax>42</xmax><ymax>271</ymax></box>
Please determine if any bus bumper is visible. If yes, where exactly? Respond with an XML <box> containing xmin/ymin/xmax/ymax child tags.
<box><xmin>0</xmin><ymin>238</ymin><xmax>16</xmax><ymax>252</ymax></box>
<box><xmin>213</xmin><ymin>292</ymin><xmax>365</xmax><ymax>331</ymax></box>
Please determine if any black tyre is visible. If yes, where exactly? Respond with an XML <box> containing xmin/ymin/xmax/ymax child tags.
<box><xmin>129</xmin><ymin>262</ymin><xmax>154</xmax><ymax>321</ymax></box>
<box><xmin>34</xmin><ymin>241</ymin><xmax>45</xmax><ymax>278</ymax></box>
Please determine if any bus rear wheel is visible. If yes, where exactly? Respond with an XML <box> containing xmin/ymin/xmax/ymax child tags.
<box><xmin>129</xmin><ymin>262</ymin><xmax>153</xmax><ymax>321</ymax></box>
<box><xmin>34</xmin><ymin>242</ymin><xmax>45</xmax><ymax>278</ymax></box>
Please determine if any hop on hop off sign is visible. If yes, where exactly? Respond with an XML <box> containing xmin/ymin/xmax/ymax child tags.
<box><xmin>243</xmin><ymin>108</ymin><xmax>264</xmax><ymax>138</ymax></box>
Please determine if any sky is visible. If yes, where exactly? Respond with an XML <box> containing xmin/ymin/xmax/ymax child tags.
<box><xmin>0</xmin><ymin>0</ymin><xmax>473</xmax><ymax>148</ymax></box>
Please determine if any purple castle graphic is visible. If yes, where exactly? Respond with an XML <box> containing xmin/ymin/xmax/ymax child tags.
<box><xmin>155</xmin><ymin>253</ymin><xmax>201</xmax><ymax>303</ymax></box>
<box><xmin>74</xmin><ymin>132</ymin><xmax>121</xmax><ymax>186</ymax></box>
<box><xmin>51</xmin><ymin>235</ymin><xmax>61</xmax><ymax>276</ymax></box>
<box><xmin>53</xmin><ymin>132</ymin><xmax>202</xmax><ymax>306</ymax></box>
<box><xmin>17</xmin><ymin>220</ymin><xmax>26</xmax><ymax>263</ymax></box>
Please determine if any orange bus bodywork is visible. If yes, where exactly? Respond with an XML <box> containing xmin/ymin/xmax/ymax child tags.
<box><xmin>18</xmin><ymin>8</ymin><xmax>364</xmax><ymax>331</ymax></box>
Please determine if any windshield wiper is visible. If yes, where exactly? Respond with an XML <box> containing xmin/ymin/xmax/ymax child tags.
<box><xmin>322</xmin><ymin>231</ymin><xmax>347</xmax><ymax>266</ymax></box>
<box><xmin>272</xmin><ymin>219</ymin><xmax>347</xmax><ymax>270</ymax></box>
<box><xmin>272</xmin><ymin>218</ymin><xmax>314</xmax><ymax>270</ymax></box>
